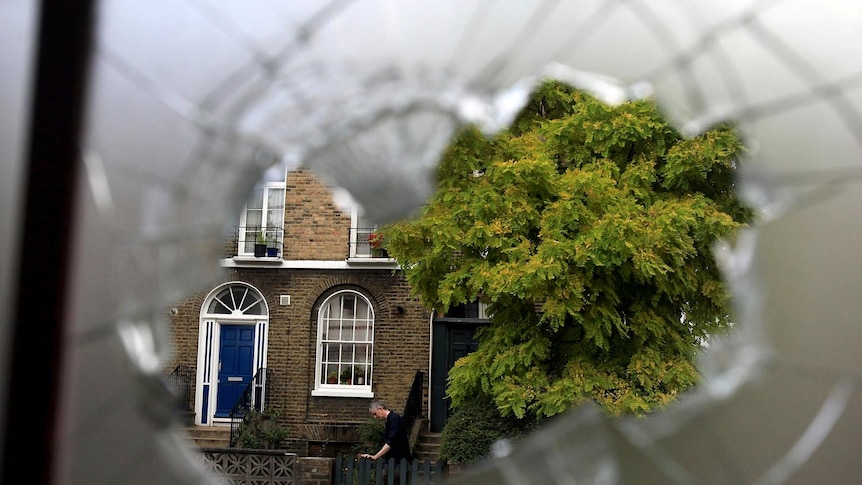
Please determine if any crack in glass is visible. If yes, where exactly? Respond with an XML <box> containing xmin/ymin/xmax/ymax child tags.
<box><xmin>3</xmin><ymin>0</ymin><xmax>862</xmax><ymax>483</ymax></box>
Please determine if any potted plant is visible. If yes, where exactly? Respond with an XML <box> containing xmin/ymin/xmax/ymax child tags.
<box><xmin>254</xmin><ymin>230</ymin><xmax>267</xmax><ymax>257</ymax></box>
<box><xmin>340</xmin><ymin>367</ymin><xmax>353</xmax><ymax>385</ymax></box>
<box><xmin>327</xmin><ymin>371</ymin><xmax>338</xmax><ymax>384</ymax></box>
<box><xmin>368</xmin><ymin>232</ymin><xmax>386</xmax><ymax>258</ymax></box>
<box><xmin>266</xmin><ymin>235</ymin><xmax>279</xmax><ymax>257</ymax></box>
<box><xmin>353</xmin><ymin>365</ymin><xmax>365</xmax><ymax>385</ymax></box>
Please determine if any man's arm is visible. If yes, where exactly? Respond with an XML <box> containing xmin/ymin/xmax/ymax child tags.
<box><xmin>361</xmin><ymin>443</ymin><xmax>391</xmax><ymax>461</ymax></box>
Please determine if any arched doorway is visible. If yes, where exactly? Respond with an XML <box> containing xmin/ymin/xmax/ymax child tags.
<box><xmin>195</xmin><ymin>282</ymin><xmax>269</xmax><ymax>425</ymax></box>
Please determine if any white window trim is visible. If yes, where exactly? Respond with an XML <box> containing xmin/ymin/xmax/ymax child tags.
<box><xmin>312</xmin><ymin>289</ymin><xmax>375</xmax><ymax>398</ymax></box>
<box><xmin>238</xmin><ymin>179</ymin><xmax>285</xmax><ymax>256</ymax></box>
<box><xmin>311</xmin><ymin>387</ymin><xmax>375</xmax><ymax>398</ymax></box>
<box><xmin>348</xmin><ymin>206</ymin><xmax>378</xmax><ymax>259</ymax></box>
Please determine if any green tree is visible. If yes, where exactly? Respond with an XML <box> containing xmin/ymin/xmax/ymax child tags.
<box><xmin>385</xmin><ymin>81</ymin><xmax>751</xmax><ymax>420</ymax></box>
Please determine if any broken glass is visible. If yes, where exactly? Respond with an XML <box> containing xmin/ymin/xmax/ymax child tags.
<box><xmin>2</xmin><ymin>0</ymin><xmax>862</xmax><ymax>483</ymax></box>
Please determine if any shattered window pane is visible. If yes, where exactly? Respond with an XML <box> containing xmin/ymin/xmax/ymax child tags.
<box><xmin>2</xmin><ymin>1</ymin><xmax>862</xmax><ymax>484</ymax></box>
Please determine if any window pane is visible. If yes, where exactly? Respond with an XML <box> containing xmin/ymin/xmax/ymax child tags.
<box><xmin>356</xmin><ymin>300</ymin><xmax>370</xmax><ymax>320</ymax></box>
<box><xmin>325</xmin><ymin>343</ymin><xmax>341</xmax><ymax>361</ymax></box>
<box><xmin>266</xmin><ymin>188</ymin><xmax>284</xmax><ymax>234</ymax></box>
<box><xmin>265</xmin><ymin>212</ymin><xmax>282</xmax><ymax>230</ymax></box>
<box><xmin>354</xmin><ymin>321</ymin><xmax>369</xmax><ymax>341</ymax></box>
<box><xmin>342</xmin><ymin>345</ymin><xmax>355</xmax><ymax>364</ymax></box>
<box><xmin>267</xmin><ymin>188</ymin><xmax>284</xmax><ymax>210</ymax></box>
<box><xmin>355</xmin><ymin>344</ymin><xmax>370</xmax><ymax>363</ymax></box>
<box><xmin>208</xmin><ymin>297</ymin><xmax>231</xmax><ymax>314</ymax></box>
<box><xmin>354</xmin><ymin>365</ymin><xmax>367</xmax><ymax>385</ymax></box>
<box><xmin>245</xmin><ymin>210</ymin><xmax>263</xmax><ymax>236</ymax></box>
<box><xmin>323</xmin><ymin>363</ymin><xmax>338</xmax><ymax>384</ymax></box>
<box><xmin>243</xmin><ymin>299</ymin><xmax>264</xmax><ymax>315</ymax></box>
<box><xmin>326</xmin><ymin>321</ymin><xmax>340</xmax><ymax>341</ymax></box>
<box><xmin>341</xmin><ymin>296</ymin><xmax>355</xmax><ymax>319</ymax></box>
<box><xmin>247</xmin><ymin>187</ymin><xmax>263</xmax><ymax>209</ymax></box>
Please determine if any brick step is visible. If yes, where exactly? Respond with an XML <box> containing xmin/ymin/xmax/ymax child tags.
<box><xmin>415</xmin><ymin>441</ymin><xmax>441</xmax><ymax>453</ymax></box>
<box><xmin>414</xmin><ymin>451</ymin><xmax>441</xmax><ymax>463</ymax></box>
<box><xmin>185</xmin><ymin>426</ymin><xmax>232</xmax><ymax>448</ymax></box>
<box><xmin>413</xmin><ymin>428</ymin><xmax>443</xmax><ymax>462</ymax></box>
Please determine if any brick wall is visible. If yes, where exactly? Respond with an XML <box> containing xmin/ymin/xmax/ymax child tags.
<box><xmin>283</xmin><ymin>168</ymin><xmax>352</xmax><ymax>261</ymax></box>
<box><xmin>297</xmin><ymin>457</ymin><xmax>333</xmax><ymax>485</ymax></box>
<box><xmin>167</xmin><ymin>268</ymin><xmax>431</xmax><ymax>451</ymax></box>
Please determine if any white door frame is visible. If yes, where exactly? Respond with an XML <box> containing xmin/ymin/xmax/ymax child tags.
<box><xmin>194</xmin><ymin>282</ymin><xmax>269</xmax><ymax>426</ymax></box>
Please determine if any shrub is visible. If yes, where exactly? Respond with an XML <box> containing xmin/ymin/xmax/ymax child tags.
<box><xmin>235</xmin><ymin>408</ymin><xmax>290</xmax><ymax>450</ymax></box>
<box><xmin>351</xmin><ymin>417</ymin><xmax>385</xmax><ymax>455</ymax></box>
<box><xmin>440</xmin><ymin>397</ymin><xmax>534</xmax><ymax>464</ymax></box>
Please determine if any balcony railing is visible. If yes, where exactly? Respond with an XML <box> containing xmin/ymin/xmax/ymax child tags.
<box><xmin>350</xmin><ymin>227</ymin><xmax>389</xmax><ymax>259</ymax></box>
<box><xmin>226</xmin><ymin>226</ymin><xmax>284</xmax><ymax>258</ymax></box>
<box><xmin>223</xmin><ymin>226</ymin><xmax>393</xmax><ymax>260</ymax></box>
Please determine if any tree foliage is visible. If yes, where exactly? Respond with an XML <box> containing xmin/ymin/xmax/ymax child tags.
<box><xmin>384</xmin><ymin>81</ymin><xmax>751</xmax><ymax>419</ymax></box>
<box><xmin>439</xmin><ymin>396</ymin><xmax>534</xmax><ymax>464</ymax></box>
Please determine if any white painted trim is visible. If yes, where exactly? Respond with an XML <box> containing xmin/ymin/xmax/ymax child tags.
<box><xmin>195</xmin><ymin>283</ymin><xmax>270</xmax><ymax>426</ymax></box>
<box><xmin>222</xmin><ymin>258</ymin><xmax>399</xmax><ymax>270</ymax></box>
<box><xmin>311</xmin><ymin>388</ymin><xmax>375</xmax><ymax>399</ymax></box>
<box><xmin>194</xmin><ymin>320</ymin><xmax>215</xmax><ymax>425</ymax></box>
<box><xmin>313</xmin><ymin>290</ymin><xmax>376</xmax><ymax>397</ymax></box>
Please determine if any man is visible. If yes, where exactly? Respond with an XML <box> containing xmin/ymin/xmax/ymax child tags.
<box><xmin>361</xmin><ymin>401</ymin><xmax>413</xmax><ymax>464</ymax></box>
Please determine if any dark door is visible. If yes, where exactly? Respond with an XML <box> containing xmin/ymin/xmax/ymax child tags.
<box><xmin>430</xmin><ymin>319</ymin><xmax>483</xmax><ymax>432</ymax></box>
<box><xmin>215</xmin><ymin>324</ymin><xmax>255</xmax><ymax>417</ymax></box>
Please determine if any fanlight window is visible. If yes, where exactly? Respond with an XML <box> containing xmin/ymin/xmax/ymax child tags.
<box><xmin>205</xmin><ymin>284</ymin><xmax>266</xmax><ymax>316</ymax></box>
<box><xmin>316</xmin><ymin>290</ymin><xmax>374</xmax><ymax>392</ymax></box>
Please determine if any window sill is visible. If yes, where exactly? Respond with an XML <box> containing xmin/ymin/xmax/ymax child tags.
<box><xmin>346</xmin><ymin>256</ymin><xmax>395</xmax><ymax>264</ymax></box>
<box><xmin>311</xmin><ymin>387</ymin><xmax>374</xmax><ymax>398</ymax></box>
<box><xmin>232</xmin><ymin>255</ymin><xmax>282</xmax><ymax>264</ymax></box>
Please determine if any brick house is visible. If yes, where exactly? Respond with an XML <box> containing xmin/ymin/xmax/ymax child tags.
<box><xmin>167</xmin><ymin>167</ymin><xmax>442</xmax><ymax>456</ymax></box>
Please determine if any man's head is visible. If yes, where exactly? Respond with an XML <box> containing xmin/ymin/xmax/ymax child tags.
<box><xmin>369</xmin><ymin>401</ymin><xmax>388</xmax><ymax>420</ymax></box>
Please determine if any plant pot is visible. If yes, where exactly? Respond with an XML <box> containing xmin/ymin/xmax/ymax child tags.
<box><xmin>254</xmin><ymin>243</ymin><xmax>267</xmax><ymax>257</ymax></box>
<box><xmin>266</xmin><ymin>247</ymin><xmax>278</xmax><ymax>257</ymax></box>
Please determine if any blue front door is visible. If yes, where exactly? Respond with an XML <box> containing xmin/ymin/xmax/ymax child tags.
<box><xmin>215</xmin><ymin>325</ymin><xmax>255</xmax><ymax>417</ymax></box>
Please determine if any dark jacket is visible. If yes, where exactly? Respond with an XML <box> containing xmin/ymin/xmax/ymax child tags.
<box><xmin>384</xmin><ymin>411</ymin><xmax>413</xmax><ymax>463</ymax></box>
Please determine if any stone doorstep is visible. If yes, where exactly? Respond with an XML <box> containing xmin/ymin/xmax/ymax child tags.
<box><xmin>185</xmin><ymin>426</ymin><xmax>232</xmax><ymax>448</ymax></box>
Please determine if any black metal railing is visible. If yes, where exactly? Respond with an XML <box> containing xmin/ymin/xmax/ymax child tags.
<box><xmin>350</xmin><ymin>227</ymin><xmax>389</xmax><ymax>258</ymax></box>
<box><xmin>229</xmin><ymin>367</ymin><xmax>272</xmax><ymax>447</ymax></box>
<box><xmin>402</xmin><ymin>371</ymin><xmax>425</xmax><ymax>433</ymax></box>
<box><xmin>166</xmin><ymin>364</ymin><xmax>194</xmax><ymax>413</ymax></box>
<box><xmin>227</xmin><ymin>226</ymin><xmax>284</xmax><ymax>258</ymax></box>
